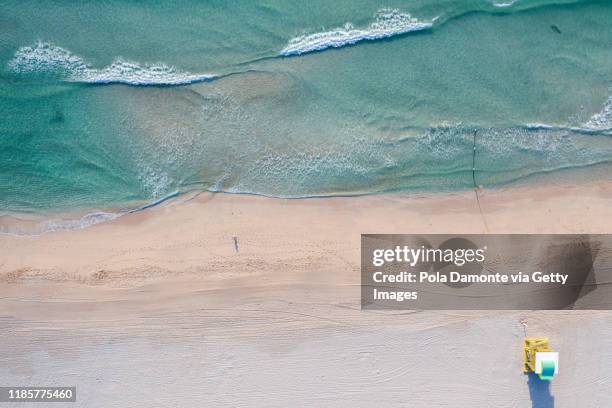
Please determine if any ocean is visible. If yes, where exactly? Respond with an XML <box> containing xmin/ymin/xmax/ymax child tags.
<box><xmin>1</xmin><ymin>0</ymin><xmax>611</xmax><ymax>229</ymax></box>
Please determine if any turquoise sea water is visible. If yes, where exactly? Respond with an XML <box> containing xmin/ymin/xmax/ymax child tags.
<box><xmin>1</xmin><ymin>0</ymin><xmax>611</xmax><ymax>224</ymax></box>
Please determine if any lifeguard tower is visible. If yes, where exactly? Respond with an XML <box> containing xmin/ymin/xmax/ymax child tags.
<box><xmin>523</xmin><ymin>338</ymin><xmax>558</xmax><ymax>381</ymax></box>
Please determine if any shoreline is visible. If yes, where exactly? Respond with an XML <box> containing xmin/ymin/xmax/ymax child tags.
<box><xmin>1</xmin><ymin>179</ymin><xmax>611</xmax><ymax>287</ymax></box>
<box><xmin>2</xmin><ymin>161</ymin><xmax>612</xmax><ymax>236</ymax></box>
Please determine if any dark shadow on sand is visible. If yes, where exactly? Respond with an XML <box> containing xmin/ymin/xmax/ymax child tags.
<box><xmin>527</xmin><ymin>373</ymin><xmax>554</xmax><ymax>408</ymax></box>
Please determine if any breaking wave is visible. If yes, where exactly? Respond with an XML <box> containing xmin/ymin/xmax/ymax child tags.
<box><xmin>280</xmin><ymin>9</ymin><xmax>433</xmax><ymax>56</ymax></box>
<box><xmin>279</xmin><ymin>1</ymin><xmax>586</xmax><ymax>57</ymax></box>
<box><xmin>585</xmin><ymin>95</ymin><xmax>612</xmax><ymax>131</ymax></box>
<box><xmin>7</xmin><ymin>42</ymin><xmax>215</xmax><ymax>86</ymax></box>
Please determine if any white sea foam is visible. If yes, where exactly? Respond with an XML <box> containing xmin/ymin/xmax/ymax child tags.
<box><xmin>526</xmin><ymin>123</ymin><xmax>555</xmax><ymax>130</ymax></box>
<box><xmin>493</xmin><ymin>1</ymin><xmax>519</xmax><ymax>8</ymax></box>
<box><xmin>0</xmin><ymin>190</ymin><xmax>182</xmax><ymax>236</ymax></box>
<box><xmin>0</xmin><ymin>211</ymin><xmax>123</xmax><ymax>236</ymax></box>
<box><xmin>585</xmin><ymin>95</ymin><xmax>612</xmax><ymax>131</ymax></box>
<box><xmin>280</xmin><ymin>9</ymin><xmax>433</xmax><ymax>56</ymax></box>
<box><xmin>8</xmin><ymin>42</ymin><xmax>215</xmax><ymax>85</ymax></box>
<box><xmin>42</xmin><ymin>211</ymin><xmax>123</xmax><ymax>232</ymax></box>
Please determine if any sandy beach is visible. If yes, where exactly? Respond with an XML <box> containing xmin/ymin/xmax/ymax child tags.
<box><xmin>3</xmin><ymin>180</ymin><xmax>612</xmax><ymax>285</ymax></box>
<box><xmin>3</xmin><ymin>1</ymin><xmax>612</xmax><ymax>405</ymax></box>
<box><xmin>1</xmin><ymin>182</ymin><xmax>612</xmax><ymax>407</ymax></box>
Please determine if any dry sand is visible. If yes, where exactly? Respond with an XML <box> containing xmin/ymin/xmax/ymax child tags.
<box><xmin>1</xmin><ymin>181</ymin><xmax>612</xmax><ymax>407</ymax></box>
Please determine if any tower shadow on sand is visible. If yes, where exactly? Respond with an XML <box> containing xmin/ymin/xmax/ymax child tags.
<box><xmin>527</xmin><ymin>373</ymin><xmax>555</xmax><ymax>408</ymax></box>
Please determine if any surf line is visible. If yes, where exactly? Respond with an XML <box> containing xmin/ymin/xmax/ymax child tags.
<box><xmin>472</xmin><ymin>130</ymin><xmax>490</xmax><ymax>233</ymax></box>
<box><xmin>129</xmin><ymin>190</ymin><xmax>180</xmax><ymax>213</ymax></box>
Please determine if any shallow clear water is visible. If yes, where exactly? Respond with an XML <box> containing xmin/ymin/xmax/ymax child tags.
<box><xmin>1</xmin><ymin>0</ymin><xmax>611</xmax><ymax>214</ymax></box>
